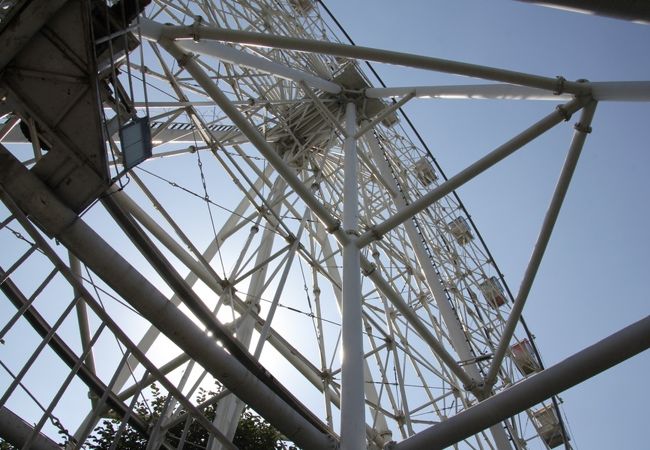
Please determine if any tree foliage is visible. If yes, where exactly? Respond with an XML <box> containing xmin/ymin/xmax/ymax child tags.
<box><xmin>88</xmin><ymin>384</ymin><xmax>299</xmax><ymax>450</ymax></box>
<box><xmin>0</xmin><ymin>384</ymin><xmax>298</xmax><ymax>450</ymax></box>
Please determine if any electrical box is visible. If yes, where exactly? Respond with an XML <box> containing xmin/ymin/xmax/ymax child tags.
<box><xmin>120</xmin><ymin>116</ymin><xmax>152</xmax><ymax>171</ymax></box>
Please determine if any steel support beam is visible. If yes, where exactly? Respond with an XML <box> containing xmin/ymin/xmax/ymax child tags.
<box><xmin>159</xmin><ymin>39</ymin><xmax>473</xmax><ymax>390</ymax></box>
<box><xmin>101</xmin><ymin>189</ymin><xmax>331</xmax><ymax>439</ymax></box>
<box><xmin>153</xmin><ymin>22</ymin><xmax>590</xmax><ymax>95</ymax></box>
<box><xmin>0</xmin><ymin>197</ymin><xmax>240</xmax><ymax>450</ymax></box>
<box><xmin>364</xmin><ymin>131</ymin><xmax>513</xmax><ymax>449</ymax></box>
<box><xmin>68</xmin><ymin>253</ymin><xmax>97</xmax><ymax>377</ymax></box>
<box><xmin>366</xmin><ymin>84</ymin><xmax>570</xmax><ymax>101</ymax></box>
<box><xmin>587</xmin><ymin>81</ymin><xmax>650</xmax><ymax>101</ymax></box>
<box><xmin>515</xmin><ymin>0</ymin><xmax>650</xmax><ymax>24</ymax></box>
<box><xmin>354</xmin><ymin>93</ymin><xmax>415</xmax><ymax>139</ymax></box>
<box><xmin>356</xmin><ymin>97</ymin><xmax>585</xmax><ymax>248</ymax></box>
<box><xmin>365</xmin><ymin>82</ymin><xmax>650</xmax><ymax>102</ymax></box>
<box><xmin>391</xmin><ymin>314</ymin><xmax>650</xmax><ymax>450</ymax></box>
<box><xmin>0</xmin><ymin>406</ymin><xmax>62</xmax><ymax>450</ymax></box>
<box><xmin>107</xmin><ymin>173</ymin><xmax>266</xmax><ymax>398</ymax></box>
<box><xmin>139</xmin><ymin>19</ymin><xmax>341</xmax><ymax>94</ymax></box>
<box><xmin>0</xmin><ymin>146</ymin><xmax>336</xmax><ymax>450</ymax></box>
<box><xmin>340</xmin><ymin>102</ymin><xmax>366</xmax><ymax>450</ymax></box>
<box><xmin>313</xmin><ymin>222</ymin><xmax>392</xmax><ymax>446</ymax></box>
<box><xmin>210</xmin><ymin>177</ymin><xmax>287</xmax><ymax>450</ymax></box>
<box><xmin>0</xmin><ymin>0</ymin><xmax>69</xmax><ymax>71</ymax></box>
<box><xmin>158</xmin><ymin>39</ymin><xmax>344</xmax><ymax>239</ymax></box>
<box><xmin>0</xmin><ymin>271</ymin><xmax>151</xmax><ymax>438</ymax></box>
<box><xmin>114</xmin><ymin>179</ymin><xmax>352</xmax><ymax>426</ymax></box>
<box><xmin>484</xmin><ymin>100</ymin><xmax>597</xmax><ymax>389</ymax></box>
<box><xmin>111</xmin><ymin>189</ymin><xmax>223</xmax><ymax>291</ymax></box>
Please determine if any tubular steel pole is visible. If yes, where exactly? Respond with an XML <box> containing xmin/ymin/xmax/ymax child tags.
<box><xmin>159</xmin><ymin>37</ymin><xmax>478</xmax><ymax>390</ymax></box>
<box><xmin>340</xmin><ymin>102</ymin><xmax>366</xmax><ymax>450</ymax></box>
<box><xmin>363</xmin><ymin>130</ymin><xmax>480</xmax><ymax>385</ymax></box>
<box><xmin>68</xmin><ymin>253</ymin><xmax>98</xmax><ymax>376</ymax></box>
<box><xmin>158</xmin><ymin>39</ymin><xmax>344</xmax><ymax>241</ymax></box>
<box><xmin>0</xmin><ymin>407</ymin><xmax>62</xmax><ymax>450</ymax></box>
<box><xmin>0</xmin><ymin>147</ymin><xmax>336</xmax><ymax>450</ymax></box>
<box><xmin>151</xmin><ymin>21</ymin><xmax>590</xmax><ymax>95</ymax></box>
<box><xmin>514</xmin><ymin>0</ymin><xmax>650</xmax><ymax>24</ymax></box>
<box><xmin>365</xmin><ymin>81</ymin><xmax>650</xmax><ymax>102</ymax></box>
<box><xmin>392</xmin><ymin>314</ymin><xmax>650</xmax><ymax>450</ymax></box>
<box><xmin>139</xmin><ymin>19</ymin><xmax>341</xmax><ymax>94</ymax></box>
<box><xmin>356</xmin><ymin>97</ymin><xmax>585</xmax><ymax>248</ymax></box>
<box><xmin>365</xmin><ymin>84</ymin><xmax>572</xmax><ymax>101</ymax></box>
<box><xmin>484</xmin><ymin>100</ymin><xmax>598</xmax><ymax>390</ymax></box>
<box><xmin>354</xmin><ymin>92</ymin><xmax>416</xmax><ymax>139</ymax></box>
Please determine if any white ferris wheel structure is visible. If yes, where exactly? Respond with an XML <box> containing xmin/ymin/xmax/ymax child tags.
<box><xmin>0</xmin><ymin>1</ymin><xmax>648</xmax><ymax>450</ymax></box>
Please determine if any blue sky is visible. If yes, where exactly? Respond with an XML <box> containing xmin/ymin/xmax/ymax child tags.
<box><xmin>322</xmin><ymin>0</ymin><xmax>650</xmax><ymax>448</ymax></box>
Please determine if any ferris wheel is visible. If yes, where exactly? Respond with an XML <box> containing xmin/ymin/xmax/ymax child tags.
<box><xmin>0</xmin><ymin>1</ymin><xmax>648</xmax><ymax>450</ymax></box>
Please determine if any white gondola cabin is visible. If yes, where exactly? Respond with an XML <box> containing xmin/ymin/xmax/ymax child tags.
<box><xmin>479</xmin><ymin>276</ymin><xmax>506</xmax><ymax>308</ymax></box>
<box><xmin>448</xmin><ymin>216</ymin><xmax>473</xmax><ymax>245</ymax></box>
<box><xmin>511</xmin><ymin>338</ymin><xmax>541</xmax><ymax>375</ymax></box>
<box><xmin>532</xmin><ymin>405</ymin><xmax>567</xmax><ymax>448</ymax></box>
<box><xmin>413</xmin><ymin>157</ymin><xmax>438</xmax><ymax>186</ymax></box>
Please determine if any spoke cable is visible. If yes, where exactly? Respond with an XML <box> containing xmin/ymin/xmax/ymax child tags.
<box><xmin>194</xmin><ymin>133</ymin><xmax>227</xmax><ymax>278</ymax></box>
<box><xmin>82</xmin><ymin>264</ymin><xmax>155</xmax><ymax>418</ymax></box>
<box><xmin>135</xmin><ymin>166</ymin><xmax>285</xmax><ymax>237</ymax></box>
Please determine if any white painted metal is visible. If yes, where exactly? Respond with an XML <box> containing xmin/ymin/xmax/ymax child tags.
<box><xmin>0</xmin><ymin>149</ymin><xmax>335</xmax><ymax>450</ymax></box>
<box><xmin>139</xmin><ymin>18</ymin><xmax>341</xmax><ymax>94</ymax></box>
<box><xmin>484</xmin><ymin>101</ymin><xmax>598</xmax><ymax>390</ymax></box>
<box><xmin>366</xmin><ymin>81</ymin><xmax>650</xmax><ymax>102</ymax></box>
<box><xmin>0</xmin><ymin>407</ymin><xmax>63</xmax><ymax>450</ymax></box>
<box><xmin>2</xmin><ymin>2</ymin><xmax>648</xmax><ymax>450</ymax></box>
<box><xmin>364</xmin><ymin>130</ymin><xmax>514</xmax><ymax>450</ymax></box>
<box><xmin>393</xmin><ymin>314</ymin><xmax>650</xmax><ymax>450</ymax></box>
<box><xmin>210</xmin><ymin>177</ymin><xmax>287</xmax><ymax>449</ymax></box>
<box><xmin>365</xmin><ymin>84</ymin><xmax>572</xmax><ymax>101</ymax></box>
<box><xmin>155</xmin><ymin>20</ymin><xmax>591</xmax><ymax>94</ymax></box>
<box><xmin>356</xmin><ymin>97</ymin><xmax>584</xmax><ymax>248</ymax></box>
<box><xmin>339</xmin><ymin>102</ymin><xmax>365</xmax><ymax>450</ymax></box>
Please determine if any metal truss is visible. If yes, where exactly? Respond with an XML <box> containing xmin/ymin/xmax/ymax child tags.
<box><xmin>0</xmin><ymin>1</ymin><xmax>648</xmax><ymax>450</ymax></box>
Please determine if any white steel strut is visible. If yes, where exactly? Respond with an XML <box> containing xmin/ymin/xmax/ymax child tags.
<box><xmin>0</xmin><ymin>2</ymin><xmax>648</xmax><ymax>450</ymax></box>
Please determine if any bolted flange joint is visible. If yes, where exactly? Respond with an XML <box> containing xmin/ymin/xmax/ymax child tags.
<box><xmin>368</xmin><ymin>226</ymin><xmax>383</xmax><ymax>242</ymax></box>
<box><xmin>165</xmin><ymin>44</ymin><xmax>196</xmax><ymax>68</ymax></box>
<box><xmin>362</xmin><ymin>262</ymin><xmax>377</xmax><ymax>276</ymax></box>
<box><xmin>328</xmin><ymin>434</ymin><xmax>341</xmax><ymax>449</ymax></box>
<box><xmin>192</xmin><ymin>16</ymin><xmax>204</xmax><ymax>42</ymax></box>
<box><xmin>326</xmin><ymin>220</ymin><xmax>341</xmax><ymax>234</ymax></box>
<box><xmin>553</xmin><ymin>75</ymin><xmax>566</xmax><ymax>95</ymax></box>
<box><xmin>463</xmin><ymin>379</ymin><xmax>486</xmax><ymax>396</ymax></box>
<box><xmin>574</xmin><ymin>122</ymin><xmax>593</xmax><ymax>134</ymax></box>
<box><xmin>345</xmin><ymin>228</ymin><xmax>360</xmax><ymax>237</ymax></box>
<box><xmin>555</xmin><ymin>104</ymin><xmax>572</xmax><ymax>122</ymax></box>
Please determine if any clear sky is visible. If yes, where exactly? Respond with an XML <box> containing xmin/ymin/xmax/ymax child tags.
<box><xmin>321</xmin><ymin>0</ymin><xmax>650</xmax><ymax>448</ymax></box>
